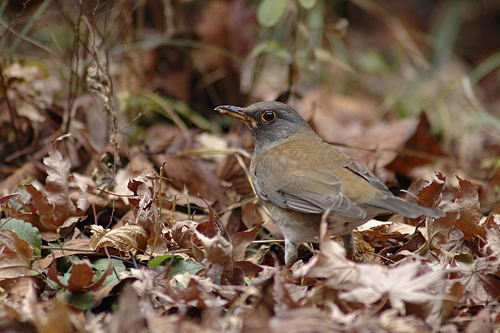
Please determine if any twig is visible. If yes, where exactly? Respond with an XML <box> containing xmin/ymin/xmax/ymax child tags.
<box><xmin>0</xmin><ymin>63</ymin><xmax>20</xmax><ymax>149</ymax></box>
<box><xmin>0</xmin><ymin>19</ymin><xmax>60</xmax><ymax>60</ymax></box>
<box><xmin>251</xmin><ymin>239</ymin><xmax>285</xmax><ymax>244</ymax></box>
<box><xmin>177</xmin><ymin>148</ymin><xmax>252</xmax><ymax>159</ymax></box>
<box><xmin>61</xmin><ymin>0</ymin><xmax>84</xmax><ymax>134</ymax></box>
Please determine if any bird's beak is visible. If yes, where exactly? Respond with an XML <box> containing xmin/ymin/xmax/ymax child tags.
<box><xmin>214</xmin><ymin>105</ymin><xmax>254</xmax><ymax>124</ymax></box>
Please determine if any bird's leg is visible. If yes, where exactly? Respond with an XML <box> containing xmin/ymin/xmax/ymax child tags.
<box><xmin>284</xmin><ymin>239</ymin><xmax>298</xmax><ymax>266</ymax></box>
<box><xmin>342</xmin><ymin>233</ymin><xmax>355</xmax><ymax>259</ymax></box>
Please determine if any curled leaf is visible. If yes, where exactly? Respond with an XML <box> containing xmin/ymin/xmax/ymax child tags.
<box><xmin>90</xmin><ymin>224</ymin><xmax>148</xmax><ymax>256</ymax></box>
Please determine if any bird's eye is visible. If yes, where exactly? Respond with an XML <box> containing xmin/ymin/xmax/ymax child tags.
<box><xmin>261</xmin><ymin>111</ymin><xmax>276</xmax><ymax>123</ymax></box>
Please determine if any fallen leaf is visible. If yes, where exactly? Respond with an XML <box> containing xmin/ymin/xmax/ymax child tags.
<box><xmin>230</xmin><ymin>224</ymin><xmax>261</xmax><ymax>261</ymax></box>
<box><xmin>19</xmin><ymin>151</ymin><xmax>87</xmax><ymax>235</ymax></box>
<box><xmin>90</xmin><ymin>224</ymin><xmax>148</xmax><ymax>256</ymax></box>
<box><xmin>193</xmin><ymin>219</ymin><xmax>232</xmax><ymax>284</ymax></box>
<box><xmin>294</xmin><ymin>238</ymin><xmax>358</xmax><ymax>289</ymax></box>
<box><xmin>159</xmin><ymin>155</ymin><xmax>224</xmax><ymax>202</ymax></box>
<box><xmin>106</xmin><ymin>284</ymin><xmax>148</xmax><ymax>332</ymax></box>
<box><xmin>48</xmin><ymin>259</ymin><xmax>112</xmax><ymax>292</ymax></box>
<box><xmin>0</xmin><ymin>230</ymin><xmax>34</xmax><ymax>280</ymax></box>
<box><xmin>33</xmin><ymin>298</ymin><xmax>78</xmax><ymax>333</ymax></box>
<box><xmin>339</xmin><ymin>260</ymin><xmax>444</xmax><ymax>314</ymax></box>
<box><xmin>465</xmin><ymin>307</ymin><xmax>496</xmax><ymax>333</ymax></box>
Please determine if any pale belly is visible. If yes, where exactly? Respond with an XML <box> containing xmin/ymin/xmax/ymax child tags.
<box><xmin>263</xmin><ymin>202</ymin><xmax>376</xmax><ymax>244</ymax></box>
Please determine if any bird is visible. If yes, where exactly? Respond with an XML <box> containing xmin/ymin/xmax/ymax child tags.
<box><xmin>215</xmin><ymin>101</ymin><xmax>442</xmax><ymax>265</ymax></box>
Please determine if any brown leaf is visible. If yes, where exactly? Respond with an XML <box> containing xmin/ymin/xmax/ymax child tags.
<box><xmin>90</xmin><ymin>224</ymin><xmax>148</xmax><ymax>256</ymax></box>
<box><xmin>0</xmin><ymin>162</ymin><xmax>43</xmax><ymax>196</ymax></box>
<box><xmin>67</xmin><ymin>261</ymin><xmax>94</xmax><ymax>291</ymax></box>
<box><xmin>0</xmin><ymin>230</ymin><xmax>34</xmax><ymax>280</ymax></box>
<box><xmin>414</xmin><ymin>172</ymin><xmax>446</xmax><ymax>209</ymax></box>
<box><xmin>127</xmin><ymin>173</ymin><xmax>156</xmax><ymax>227</ymax></box>
<box><xmin>33</xmin><ymin>298</ymin><xmax>78</xmax><ymax>333</ymax></box>
<box><xmin>194</xmin><ymin>220</ymin><xmax>232</xmax><ymax>263</ymax></box>
<box><xmin>484</xmin><ymin>223</ymin><xmax>500</xmax><ymax>257</ymax></box>
<box><xmin>43</xmin><ymin>150</ymin><xmax>74</xmax><ymax>213</ymax></box>
<box><xmin>339</xmin><ymin>260</ymin><xmax>444</xmax><ymax>315</ymax></box>
<box><xmin>440</xmin><ymin>282</ymin><xmax>464</xmax><ymax>320</ymax></box>
<box><xmin>456</xmin><ymin>256</ymin><xmax>500</xmax><ymax>305</ymax></box>
<box><xmin>465</xmin><ymin>307</ymin><xmax>496</xmax><ymax>333</ymax></box>
<box><xmin>25</xmin><ymin>184</ymin><xmax>57</xmax><ymax>231</ymax></box>
<box><xmin>192</xmin><ymin>218</ymin><xmax>233</xmax><ymax>284</ymax></box>
<box><xmin>234</xmin><ymin>260</ymin><xmax>263</xmax><ymax>277</ymax></box>
<box><xmin>216</xmin><ymin>155</ymin><xmax>253</xmax><ymax>196</ymax></box>
<box><xmin>107</xmin><ymin>284</ymin><xmax>148</xmax><ymax>333</ymax></box>
<box><xmin>273</xmin><ymin>271</ymin><xmax>307</xmax><ymax>312</ymax></box>
<box><xmin>160</xmin><ymin>155</ymin><xmax>224</xmax><ymax>202</ymax></box>
<box><xmin>386</xmin><ymin>113</ymin><xmax>444</xmax><ymax>174</ymax></box>
<box><xmin>145</xmin><ymin>123</ymin><xmax>185</xmax><ymax>153</ymax></box>
<box><xmin>269</xmin><ymin>307</ymin><xmax>337</xmax><ymax>332</ymax></box>
<box><xmin>20</xmin><ymin>151</ymin><xmax>86</xmax><ymax>235</ymax></box>
<box><xmin>32</xmin><ymin>238</ymin><xmax>92</xmax><ymax>270</ymax></box>
<box><xmin>452</xmin><ymin>177</ymin><xmax>484</xmax><ymax>240</ymax></box>
<box><xmin>171</xmin><ymin>219</ymin><xmax>198</xmax><ymax>249</ymax></box>
<box><xmin>428</xmin><ymin>175</ymin><xmax>485</xmax><ymax>251</ymax></box>
<box><xmin>48</xmin><ymin>259</ymin><xmax>113</xmax><ymax>292</ymax></box>
<box><xmin>294</xmin><ymin>238</ymin><xmax>358</xmax><ymax>290</ymax></box>
<box><xmin>230</xmin><ymin>224</ymin><xmax>261</xmax><ymax>261</ymax></box>
<box><xmin>300</xmin><ymin>89</ymin><xmax>431</xmax><ymax>169</ymax></box>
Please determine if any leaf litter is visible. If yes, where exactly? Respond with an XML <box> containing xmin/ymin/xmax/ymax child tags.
<box><xmin>0</xmin><ymin>92</ymin><xmax>498</xmax><ymax>333</ymax></box>
<box><xmin>1</xmin><ymin>2</ymin><xmax>499</xmax><ymax>332</ymax></box>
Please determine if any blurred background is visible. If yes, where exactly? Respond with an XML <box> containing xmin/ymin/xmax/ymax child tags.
<box><xmin>1</xmin><ymin>0</ymin><xmax>499</xmax><ymax>209</ymax></box>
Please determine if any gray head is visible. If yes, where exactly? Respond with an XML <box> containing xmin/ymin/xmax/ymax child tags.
<box><xmin>215</xmin><ymin>101</ymin><xmax>309</xmax><ymax>150</ymax></box>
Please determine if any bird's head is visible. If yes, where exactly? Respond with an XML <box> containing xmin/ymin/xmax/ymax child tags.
<box><xmin>215</xmin><ymin>101</ymin><xmax>309</xmax><ymax>150</ymax></box>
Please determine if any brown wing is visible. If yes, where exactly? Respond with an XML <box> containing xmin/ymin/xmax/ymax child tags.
<box><xmin>251</xmin><ymin>143</ymin><xmax>367</xmax><ymax>219</ymax></box>
<box><xmin>324</xmin><ymin>144</ymin><xmax>392</xmax><ymax>195</ymax></box>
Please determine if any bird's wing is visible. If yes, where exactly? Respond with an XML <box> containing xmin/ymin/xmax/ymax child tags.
<box><xmin>333</xmin><ymin>149</ymin><xmax>392</xmax><ymax>194</ymax></box>
<box><xmin>252</xmin><ymin>149</ymin><xmax>367</xmax><ymax>219</ymax></box>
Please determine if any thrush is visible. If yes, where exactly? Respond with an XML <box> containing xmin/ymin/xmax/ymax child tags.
<box><xmin>215</xmin><ymin>101</ymin><xmax>442</xmax><ymax>265</ymax></box>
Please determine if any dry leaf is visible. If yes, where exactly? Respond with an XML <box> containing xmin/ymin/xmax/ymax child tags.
<box><xmin>33</xmin><ymin>298</ymin><xmax>78</xmax><ymax>333</ymax></box>
<box><xmin>90</xmin><ymin>224</ymin><xmax>148</xmax><ymax>256</ymax></box>
<box><xmin>230</xmin><ymin>224</ymin><xmax>261</xmax><ymax>261</ymax></box>
<box><xmin>339</xmin><ymin>260</ymin><xmax>444</xmax><ymax>314</ymax></box>
<box><xmin>160</xmin><ymin>155</ymin><xmax>224</xmax><ymax>202</ymax></box>
<box><xmin>294</xmin><ymin>238</ymin><xmax>358</xmax><ymax>290</ymax></box>
<box><xmin>47</xmin><ymin>259</ymin><xmax>112</xmax><ymax>292</ymax></box>
<box><xmin>21</xmin><ymin>151</ymin><xmax>87</xmax><ymax>235</ymax></box>
<box><xmin>0</xmin><ymin>230</ymin><xmax>34</xmax><ymax>280</ymax></box>
<box><xmin>194</xmin><ymin>223</ymin><xmax>232</xmax><ymax>283</ymax></box>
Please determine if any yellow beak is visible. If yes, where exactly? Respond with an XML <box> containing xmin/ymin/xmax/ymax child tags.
<box><xmin>214</xmin><ymin>105</ymin><xmax>254</xmax><ymax>124</ymax></box>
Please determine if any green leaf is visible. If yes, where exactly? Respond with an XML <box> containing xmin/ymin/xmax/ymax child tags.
<box><xmin>298</xmin><ymin>0</ymin><xmax>317</xmax><ymax>9</ymax></box>
<box><xmin>92</xmin><ymin>258</ymin><xmax>126</xmax><ymax>286</ymax></box>
<box><xmin>1</xmin><ymin>218</ymin><xmax>42</xmax><ymax>256</ymax></box>
<box><xmin>257</xmin><ymin>0</ymin><xmax>288</xmax><ymax>27</ymax></box>
<box><xmin>148</xmin><ymin>254</ymin><xmax>173</xmax><ymax>267</ymax></box>
<box><xmin>170</xmin><ymin>258</ymin><xmax>204</xmax><ymax>277</ymax></box>
<box><xmin>148</xmin><ymin>255</ymin><xmax>203</xmax><ymax>277</ymax></box>
<box><xmin>65</xmin><ymin>291</ymin><xmax>94</xmax><ymax>310</ymax></box>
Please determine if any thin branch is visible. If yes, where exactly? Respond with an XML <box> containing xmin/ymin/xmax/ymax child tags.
<box><xmin>0</xmin><ymin>19</ymin><xmax>60</xmax><ymax>60</ymax></box>
<box><xmin>0</xmin><ymin>63</ymin><xmax>21</xmax><ymax>149</ymax></box>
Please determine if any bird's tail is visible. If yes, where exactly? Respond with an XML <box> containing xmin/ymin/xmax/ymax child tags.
<box><xmin>370</xmin><ymin>196</ymin><xmax>443</xmax><ymax>219</ymax></box>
